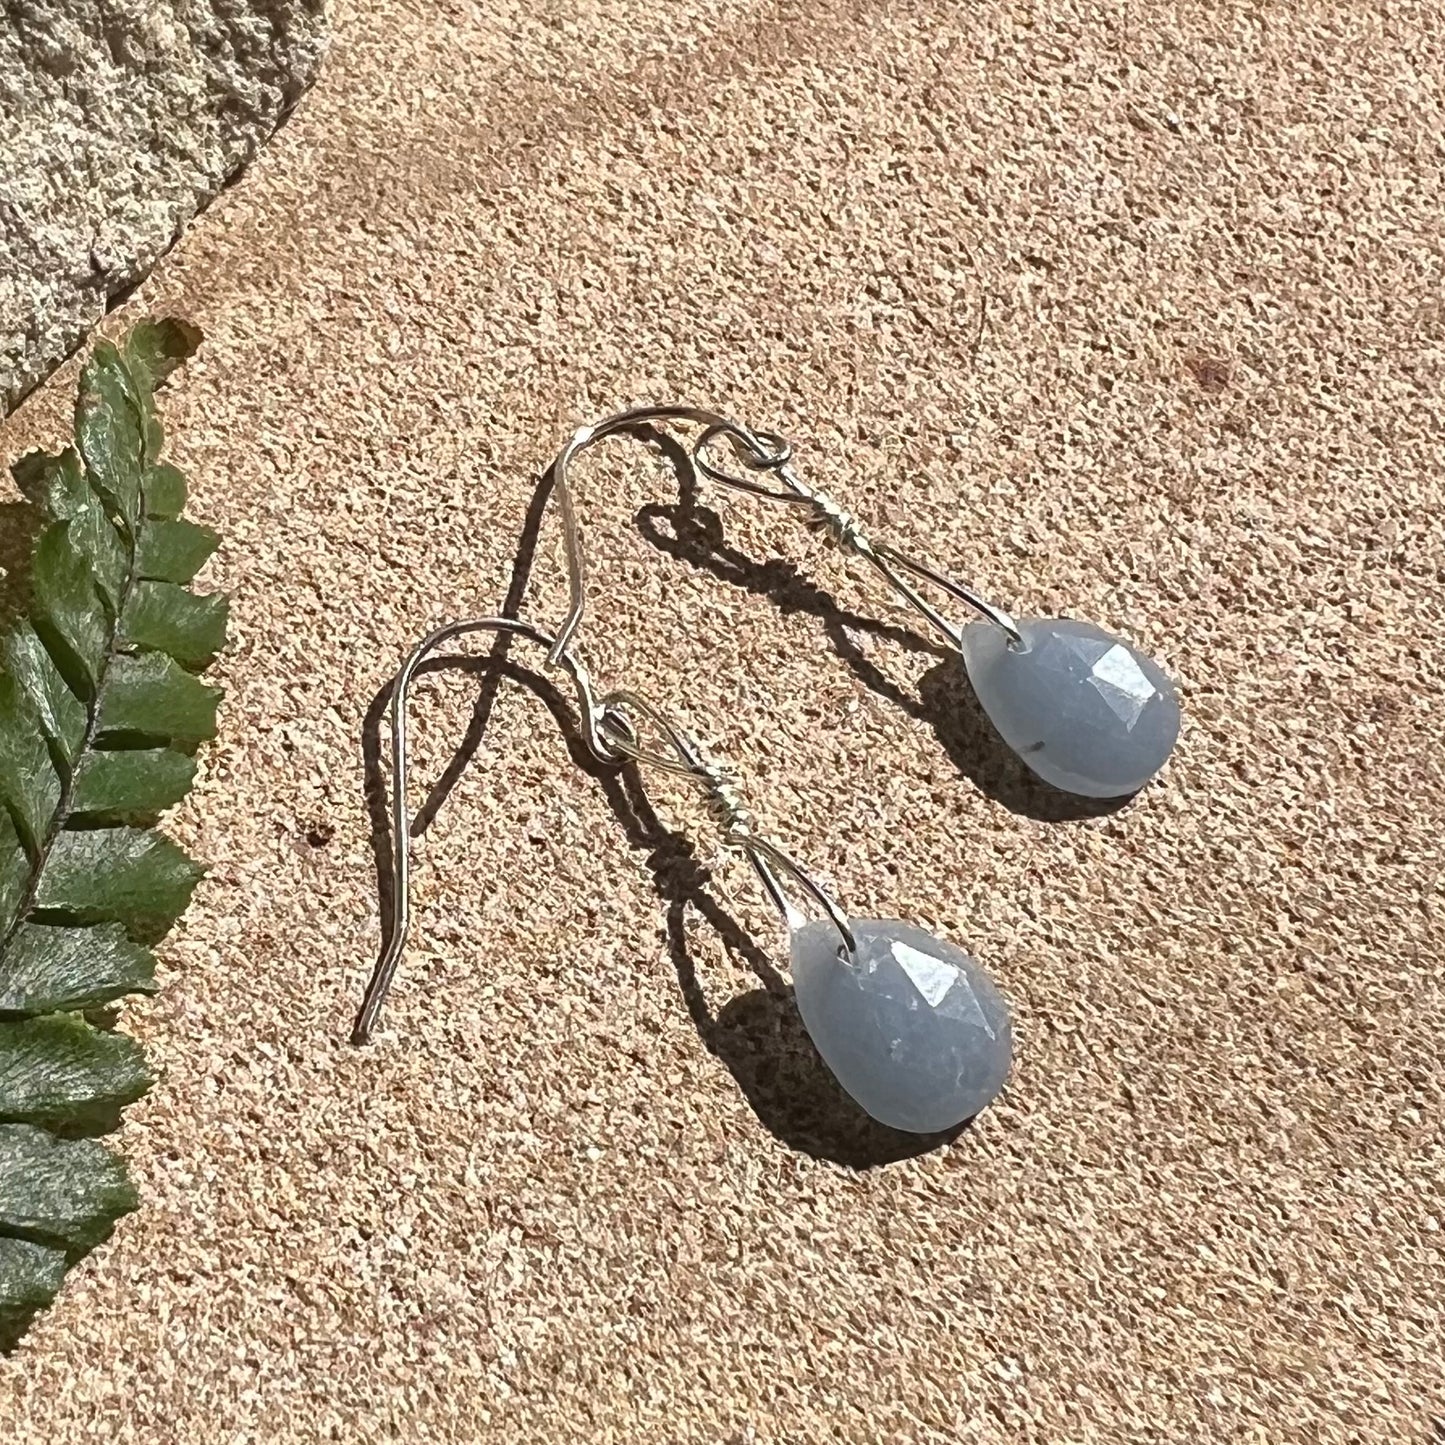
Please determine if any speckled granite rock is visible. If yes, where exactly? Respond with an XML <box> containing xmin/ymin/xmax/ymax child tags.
<box><xmin>0</xmin><ymin>0</ymin><xmax>325</xmax><ymax>413</ymax></box>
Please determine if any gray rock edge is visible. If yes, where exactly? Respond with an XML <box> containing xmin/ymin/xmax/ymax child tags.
<box><xmin>2</xmin><ymin>0</ymin><xmax>328</xmax><ymax>415</ymax></box>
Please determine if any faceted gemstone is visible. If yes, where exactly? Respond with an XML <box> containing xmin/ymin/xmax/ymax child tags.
<box><xmin>960</xmin><ymin>616</ymin><xmax>1180</xmax><ymax>798</ymax></box>
<box><xmin>790</xmin><ymin>918</ymin><xmax>1012</xmax><ymax>1134</ymax></box>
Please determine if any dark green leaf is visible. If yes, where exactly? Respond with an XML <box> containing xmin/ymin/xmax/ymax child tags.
<box><xmin>75</xmin><ymin>343</ymin><xmax>144</xmax><ymax>526</ymax></box>
<box><xmin>0</xmin><ymin>317</ymin><xmax>215</xmax><ymax>1346</ymax></box>
<box><xmin>0</xmin><ymin>1237</ymin><xmax>67</xmax><ymax>1348</ymax></box>
<box><xmin>15</xmin><ymin>448</ymin><xmax>86</xmax><ymax>525</ymax></box>
<box><xmin>40</xmin><ymin>451</ymin><xmax>127</xmax><ymax>610</ymax></box>
<box><xmin>9</xmin><ymin>450</ymin><xmax>59</xmax><ymax>510</ymax></box>
<box><xmin>143</xmin><ymin>464</ymin><xmax>188</xmax><ymax>520</ymax></box>
<box><xmin>96</xmin><ymin>652</ymin><xmax>220</xmax><ymax>747</ymax></box>
<box><xmin>71</xmin><ymin>749</ymin><xmax>195</xmax><ymax>821</ymax></box>
<box><xmin>137</xmin><ymin>520</ymin><xmax>220</xmax><ymax>585</ymax></box>
<box><xmin>0</xmin><ymin>1014</ymin><xmax>152</xmax><ymax>1130</ymax></box>
<box><xmin>35</xmin><ymin>830</ymin><xmax>202</xmax><ymax>942</ymax></box>
<box><xmin>122</xmin><ymin>321</ymin><xmax>199</xmax><ymax>467</ymax></box>
<box><xmin>0</xmin><ymin>924</ymin><xmax>156</xmax><ymax>1015</ymax></box>
<box><xmin>0</xmin><ymin>1124</ymin><xmax>137</xmax><ymax>1251</ymax></box>
<box><xmin>45</xmin><ymin>449</ymin><xmax>90</xmax><ymax>517</ymax></box>
<box><xmin>11</xmin><ymin>448</ymin><xmax>85</xmax><ymax>523</ymax></box>
<box><xmin>0</xmin><ymin>674</ymin><xmax>60</xmax><ymax>855</ymax></box>
<box><xmin>2</xmin><ymin>625</ymin><xmax>87</xmax><ymax>770</ymax></box>
<box><xmin>0</xmin><ymin>815</ymin><xmax>26</xmax><ymax>939</ymax></box>
<box><xmin>30</xmin><ymin>525</ymin><xmax>108</xmax><ymax>698</ymax></box>
<box><xmin>121</xmin><ymin>582</ymin><xmax>228</xmax><ymax>670</ymax></box>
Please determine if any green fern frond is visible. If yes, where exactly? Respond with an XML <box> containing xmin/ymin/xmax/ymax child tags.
<box><xmin>0</xmin><ymin>319</ymin><xmax>225</xmax><ymax>1350</ymax></box>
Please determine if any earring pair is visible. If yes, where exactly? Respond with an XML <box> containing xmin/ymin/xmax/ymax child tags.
<box><xmin>354</xmin><ymin>406</ymin><xmax>1181</xmax><ymax>1136</ymax></box>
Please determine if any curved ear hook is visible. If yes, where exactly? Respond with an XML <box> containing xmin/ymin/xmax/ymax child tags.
<box><xmin>545</xmin><ymin>404</ymin><xmax>793</xmax><ymax>666</ymax></box>
<box><xmin>351</xmin><ymin>616</ymin><xmax>618</xmax><ymax>1044</ymax></box>
<box><xmin>351</xmin><ymin>612</ymin><xmax>854</xmax><ymax>1043</ymax></box>
<box><xmin>546</xmin><ymin>403</ymin><xmax>1024</xmax><ymax>661</ymax></box>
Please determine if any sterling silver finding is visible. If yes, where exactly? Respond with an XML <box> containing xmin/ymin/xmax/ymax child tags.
<box><xmin>352</xmin><ymin>405</ymin><xmax>1017</xmax><ymax>1135</ymax></box>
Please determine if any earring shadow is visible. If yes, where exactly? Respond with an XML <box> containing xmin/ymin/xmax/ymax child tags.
<box><xmin>631</xmin><ymin>430</ymin><xmax>1131</xmax><ymax>823</ymax></box>
<box><xmin>362</xmin><ymin>655</ymin><xmax>959</xmax><ymax>1167</ymax></box>
<box><xmin>360</xmin><ymin>472</ymin><xmax>963</xmax><ymax>1166</ymax></box>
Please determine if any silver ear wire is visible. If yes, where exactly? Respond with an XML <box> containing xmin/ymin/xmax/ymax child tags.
<box><xmin>351</xmin><ymin>615</ymin><xmax>609</xmax><ymax>1044</ymax></box>
<box><xmin>353</xmin><ymin>406</ymin><xmax>1025</xmax><ymax>1135</ymax></box>
<box><xmin>631</xmin><ymin>407</ymin><xmax>1178</xmax><ymax>802</ymax></box>
<box><xmin>545</xmin><ymin>404</ymin><xmax>1025</xmax><ymax>660</ymax></box>
<box><xmin>351</xmin><ymin>412</ymin><xmax>858</xmax><ymax>1044</ymax></box>
<box><xmin>690</xmin><ymin>420</ymin><xmax>1025</xmax><ymax>649</ymax></box>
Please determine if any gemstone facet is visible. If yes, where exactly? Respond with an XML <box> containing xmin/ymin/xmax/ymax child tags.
<box><xmin>960</xmin><ymin>616</ymin><xmax>1180</xmax><ymax>798</ymax></box>
<box><xmin>790</xmin><ymin>919</ymin><xmax>1013</xmax><ymax>1134</ymax></box>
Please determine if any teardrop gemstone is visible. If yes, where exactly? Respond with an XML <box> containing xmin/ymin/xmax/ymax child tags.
<box><xmin>961</xmin><ymin>617</ymin><xmax>1180</xmax><ymax>798</ymax></box>
<box><xmin>790</xmin><ymin>919</ymin><xmax>1012</xmax><ymax>1134</ymax></box>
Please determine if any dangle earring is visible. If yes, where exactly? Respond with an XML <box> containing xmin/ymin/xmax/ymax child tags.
<box><xmin>353</xmin><ymin>406</ymin><xmax>1016</xmax><ymax>1135</ymax></box>
<box><xmin>682</xmin><ymin>419</ymin><xmax>1182</xmax><ymax>800</ymax></box>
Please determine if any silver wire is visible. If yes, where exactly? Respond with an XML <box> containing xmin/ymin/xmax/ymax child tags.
<box><xmin>547</xmin><ymin>405</ymin><xmax>790</xmax><ymax>666</ymax></box>
<box><xmin>690</xmin><ymin>422</ymin><xmax>1025</xmax><ymax>648</ymax></box>
<box><xmin>597</xmin><ymin>689</ymin><xmax>856</xmax><ymax>953</ymax></box>
<box><xmin>355</xmin><ymin>403</ymin><xmax>1013</xmax><ymax>1041</ymax></box>
<box><xmin>352</xmin><ymin>615</ymin><xmax>853</xmax><ymax>1042</ymax></box>
<box><xmin>550</xmin><ymin>404</ymin><xmax>1023</xmax><ymax>658</ymax></box>
<box><xmin>352</xmin><ymin>616</ymin><xmax>615</xmax><ymax>1044</ymax></box>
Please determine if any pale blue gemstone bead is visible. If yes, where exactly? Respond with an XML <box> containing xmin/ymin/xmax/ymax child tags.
<box><xmin>790</xmin><ymin>919</ymin><xmax>1013</xmax><ymax>1134</ymax></box>
<box><xmin>961</xmin><ymin>617</ymin><xmax>1180</xmax><ymax>798</ymax></box>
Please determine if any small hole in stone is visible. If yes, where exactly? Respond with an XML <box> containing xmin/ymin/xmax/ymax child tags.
<box><xmin>305</xmin><ymin>822</ymin><xmax>335</xmax><ymax>848</ymax></box>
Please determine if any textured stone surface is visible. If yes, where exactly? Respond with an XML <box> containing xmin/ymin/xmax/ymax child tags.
<box><xmin>0</xmin><ymin>0</ymin><xmax>326</xmax><ymax>414</ymax></box>
<box><xmin>790</xmin><ymin>918</ymin><xmax>1013</xmax><ymax>1133</ymax></box>
<box><xmin>962</xmin><ymin>616</ymin><xmax>1181</xmax><ymax>797</ymax></box>
<box><xmin>1</xmin><ymin>1</ymin><xmax>1441</xmax><ymax>1438</ymax></box>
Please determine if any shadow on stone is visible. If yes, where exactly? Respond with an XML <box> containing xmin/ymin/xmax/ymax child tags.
<box><xmin>357</xmin><ymin>473</ymin><xmax>963</xmax><ymax>1167</ymax></box>
<box><xmin>707</xmin><ymin>984</ymin><xmax>970</xmax><ymax>1168</ymax></box>
<box><xmin>631</xmin><ymin>428</ymin><xmax>1132</xmax><ymax>823</ymax></box>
